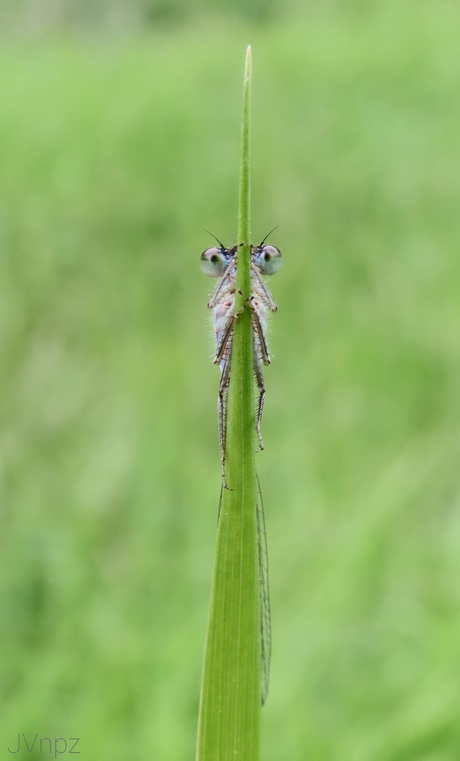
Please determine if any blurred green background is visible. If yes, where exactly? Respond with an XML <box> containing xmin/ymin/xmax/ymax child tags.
<box><xmin>1</xmin><ymin>1</ymin><xmax>460</xmax><ymax>759</ymax></box>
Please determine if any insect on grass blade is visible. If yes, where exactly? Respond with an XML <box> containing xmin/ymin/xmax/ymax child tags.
<box><xmin>201</xmin><ymin>231</ymin><xmax>281</xmax><ymax>703</ymax></box>
<box><xmin>200</xmin><ymin>233</ymin><xmax>282</xmax><ymax>491</ymax></box>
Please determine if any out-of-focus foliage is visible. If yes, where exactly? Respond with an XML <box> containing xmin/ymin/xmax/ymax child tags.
<box><xmin>2</xmin><ymin>0</ymin><xmax>281</xmax><ymax>30</ymax></box>
<box><xmin>1</xmin><ymin>2</ymin><xmax>460</xmax><ymax>759</ymax></box>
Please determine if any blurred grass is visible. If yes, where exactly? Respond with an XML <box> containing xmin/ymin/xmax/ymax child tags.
<box><xmin>1</xmin><ymin>3</ymin><xmax>460</xmax><ymax>759</ymax></box>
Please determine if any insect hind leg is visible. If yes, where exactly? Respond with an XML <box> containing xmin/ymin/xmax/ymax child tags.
<box><xmin>218</xmin><ymin>343</ymin><xmax>232</xmax><ymax>489</ymax></box>
<box><xmin>253</xmin><ymin>350</ymin><xmax>266</xmax><ymax>451</ymax></box>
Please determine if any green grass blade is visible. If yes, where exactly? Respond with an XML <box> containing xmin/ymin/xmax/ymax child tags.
<box><xmin>196</xmin><ymin>45</ymin><xmax>261</xmax><ymax>761</ymax></box>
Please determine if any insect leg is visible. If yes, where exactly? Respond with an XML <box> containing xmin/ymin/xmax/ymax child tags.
<box><xmin>218</xmin><ymin>333</ymin><xmax>233</xmax><ymax>489</ymax></box>
<box><xmin>208</xmin><ymin>263</ymin><xmax>235</xmax><ymax>309</ymax></box>
<box><xmin>251</xmin><ymin>264</ymin><xmax>278</xmax><ymax>312</ymax></box>
<box><xmin>214</xmin><ymin>293</ymin><xmax>253</xmax><ymax>364</ymax></box>
<box><xmin>250</xmin><ymin>306</ymin><xmax>271</xmax><ymax>365</ymax></box>
<box><xmin>253</xmin><ymin>342</ymin><xmax>266</xmax><ymax>451</ymax></box>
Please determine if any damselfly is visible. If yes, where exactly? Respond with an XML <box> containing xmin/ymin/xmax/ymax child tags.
<box><xmin>201</xmin><ymin>231</ymin><xmax>281</xmax><ymax>704</ymax></box>
<box><xmin>200</xmin><ymin>232</ymin><xmax>282</xmax><ymax>488</ymax></box>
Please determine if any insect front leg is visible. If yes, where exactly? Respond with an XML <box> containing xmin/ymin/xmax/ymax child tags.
<box><xmin>251</xmin><ymin>264</ymin><xmax>278</xmax><ymax>312</ymax></box>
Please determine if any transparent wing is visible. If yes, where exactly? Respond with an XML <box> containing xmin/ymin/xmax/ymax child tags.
<box><xmin>256</xmin><ymin>473</ymin><xmax>272</xmax><ymax>706</ymax></box>
<box><xmin>217</xmin><ymin>476</ymin><xmax>272</xmax><ymax>706</ymax></box>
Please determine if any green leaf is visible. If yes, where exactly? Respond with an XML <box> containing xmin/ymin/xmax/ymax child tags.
<box><xmin>196</xmin><ymin>45</ymin><xmax>261</xmax><ymax>761</ymax></box>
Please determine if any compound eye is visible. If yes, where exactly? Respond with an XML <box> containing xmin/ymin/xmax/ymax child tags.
<box><xmin>254</xmin><ymin>244</ymin><xmax>282</xmax><ymax>275</ymax></box>
<box><xmin>200</xmin><ymin>247</ymin><xmax>229</xmax><ymax>277</ymax></box>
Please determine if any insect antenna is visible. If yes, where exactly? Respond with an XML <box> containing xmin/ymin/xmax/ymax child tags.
<box><xmin>257</xmin><ymin>225</ymin><xmax>279</xmax><ymax>248</ymax></box>
<box><xmin>204</xmin><ymin>229</ymin><xmax>228</xmax><ymax>250</ymax></box>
